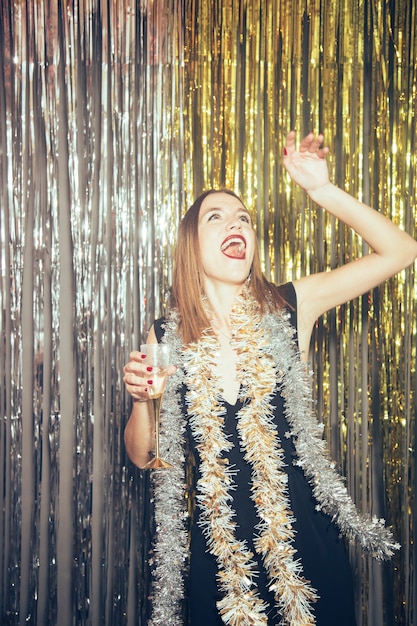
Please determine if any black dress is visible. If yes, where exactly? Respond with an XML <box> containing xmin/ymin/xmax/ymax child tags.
<box><xmin>154</xmin><ymin>283</ymin><xmax>357</xmax><ymax>626</ymax></box>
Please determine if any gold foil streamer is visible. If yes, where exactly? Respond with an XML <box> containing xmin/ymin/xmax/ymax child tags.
<box><xmin>0</xmin><ymin>0</ymin><xmax>416</xmax><ymax>624</ymax></box>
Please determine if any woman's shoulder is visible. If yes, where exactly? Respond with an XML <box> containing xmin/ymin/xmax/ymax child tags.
<box><xmin>273</xmin><ymin>282</ymin><xmax>298</xmax><ymax>337</ymax></box>
<box><xmin>275</xmin><ymin>281</ymin><xmax>297</xmax><ymax>310</ymax></box>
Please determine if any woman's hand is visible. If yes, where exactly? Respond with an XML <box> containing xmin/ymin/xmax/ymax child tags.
<box><xmin>283</xmin><ymin>130</ymin><xmax>331</xmax><ymax>192</ymax></box>
<box><xmin>123</xmin><ymin>350</ymin><xmax>177</xmax><ymax>402</ymax></box>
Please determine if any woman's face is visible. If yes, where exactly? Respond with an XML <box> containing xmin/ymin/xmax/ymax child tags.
<box><xmin>197</xmin><ymin>192</ymin><xmax>256</xmax><ymax>290</ymax></box>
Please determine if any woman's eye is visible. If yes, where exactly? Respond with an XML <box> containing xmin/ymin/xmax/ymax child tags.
<box><xmin>240</xmin><ymin>214</ymin><xmax>251</xmax><ymax>223</ymax></box>
<box><xmin>208</xmin><ymin>213</ymin><xmax>220</xmax><ymax>221</ymax></box>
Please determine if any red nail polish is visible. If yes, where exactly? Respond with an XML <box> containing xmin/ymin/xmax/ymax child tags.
<box><xmin>141</xmin><ymin>353</ymin><xmax>147</xmax><ymax>359</ymax></box>
<box><xmin>147</xmin><ymin>380</ymin><xmax>153</xmax><ymax>385</ymax></box>
<box><xmin>283</xmin><ymin>147</ymin><xmax>288</xmax><ymax>156</ymax></box>
<box><xmin>146</xmin><ymin>366</ymin><xmax>153</xmax><ymax>372</ymax></box>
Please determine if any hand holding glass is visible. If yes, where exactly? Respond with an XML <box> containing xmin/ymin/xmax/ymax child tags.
<box><xmin>140</xmin><ymin>344</ymin><xmax>173</xmax><ymax>469</ymax></box>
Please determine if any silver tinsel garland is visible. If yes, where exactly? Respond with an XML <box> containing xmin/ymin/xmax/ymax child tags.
<box><xmin>147</xmin><ymin>312</ymin><xmax>188</xmax><ymax>626</ymax></box>
<box><xmin>262</xmin><ymin>311</ymin><xmax>399</xmax><ymax>560</ymax></box>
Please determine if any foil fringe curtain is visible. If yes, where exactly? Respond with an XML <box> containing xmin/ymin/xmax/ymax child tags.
<box><xmin>0</xmin><ymin>1</ymin><xmax>416</xmax><ymax>624</ymax></box>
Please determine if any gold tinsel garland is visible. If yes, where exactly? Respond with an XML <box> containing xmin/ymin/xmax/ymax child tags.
<box><xmin>184</xmin><ymin>299</ymin><xmax>317</xmax><ymax>625</ymax></box>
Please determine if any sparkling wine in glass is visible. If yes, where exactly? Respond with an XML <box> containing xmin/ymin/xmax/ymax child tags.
<box><xmin>140</xmin><ymin>343</ymin><xmax>173</xmax><ymax>469</ymax></box>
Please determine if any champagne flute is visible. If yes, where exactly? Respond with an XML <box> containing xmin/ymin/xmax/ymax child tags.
<box><xmin>140</xmin><ymin>343</ymin><xmax>173</xmax><ymax>469</ymax></box>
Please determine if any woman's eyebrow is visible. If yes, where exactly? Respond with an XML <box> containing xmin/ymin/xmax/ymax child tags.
<box><xmin>199</xmin><ymin>205</ymin><xmax>224</xmax><ymax>219</ymax></box>
<box><xmin>202</xmin><ymin>205</ymin><xmax>248</xmax><ymax>215</ymax></box>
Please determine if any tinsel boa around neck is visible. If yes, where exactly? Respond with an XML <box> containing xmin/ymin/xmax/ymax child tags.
<box><xmin>148</xmin><ymin>288</ymin><xmax>399</xmax><ymax>626</ymax></box>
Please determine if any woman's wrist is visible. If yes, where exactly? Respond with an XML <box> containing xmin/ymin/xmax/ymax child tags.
<box><xmin>133</xmin><ymin>397</ymin><xmax>149</xmax><ymax>404</ymax></box>
<box><xmin>305</xmin><ymin>180</ymin><xmax>335</xmax><ymax>203</ymax></box>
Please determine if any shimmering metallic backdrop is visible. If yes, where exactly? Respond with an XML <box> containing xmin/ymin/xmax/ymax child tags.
<box><xmin>0</xmin><ymin>1</ymin><xmax>416</xmax><ymax>624</ymax></box>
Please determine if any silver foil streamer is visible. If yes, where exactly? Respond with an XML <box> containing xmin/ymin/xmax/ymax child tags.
<box><xmin>1</xmin><ymin>1</ymin><xmax>184</xmax><ymax>624</ymax></box>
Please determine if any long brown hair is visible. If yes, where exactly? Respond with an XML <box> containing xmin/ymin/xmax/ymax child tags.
<box><xmin>171</xmin><ymin>189</ymin><xmax>287</xmax><ymax>344</ymax></box>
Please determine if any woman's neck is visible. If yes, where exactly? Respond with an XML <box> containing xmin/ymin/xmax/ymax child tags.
<box><xmin>203</xmin><ymin>281</ymin><xmax>244</xmax><ymax>325</ymax></box>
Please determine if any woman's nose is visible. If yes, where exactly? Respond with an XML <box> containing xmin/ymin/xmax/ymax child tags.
<box><xmin>227</xmin><ymin>217</ymin><xmax>242</xmax><ymax>230</ymax></box>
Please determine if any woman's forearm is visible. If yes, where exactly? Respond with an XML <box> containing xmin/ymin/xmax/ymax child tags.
<box><xmin>307</xmin><ymin>182</ymin><xmax>417</xmax><ymax>270</ymax></box>
<box><xmin>124</xmin><ymin>400</ymin><xmax>154</xmax><ymax>468</ymax></box>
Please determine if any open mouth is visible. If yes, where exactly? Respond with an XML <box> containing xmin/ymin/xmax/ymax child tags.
<box><xmin>220</xmin><ymin>235</ymin><xmax>247</xmax><ymax>259</ymax></box>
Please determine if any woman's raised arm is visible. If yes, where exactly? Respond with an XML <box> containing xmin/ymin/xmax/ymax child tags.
<box><xmin>283</xmin><ymin>131</ymin><xmax>417</xmax><ymax>353</ymax></box>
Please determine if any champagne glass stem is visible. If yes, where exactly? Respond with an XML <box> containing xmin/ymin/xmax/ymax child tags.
<box><xmin>153</xmin><ymin>394</ymin><xmax>163</xmax><ymax>460</ymax></box>
<box><xmin>143</xmin><ymin>388</ymin><xmax>172</xmax><ymax>469</ymax></box>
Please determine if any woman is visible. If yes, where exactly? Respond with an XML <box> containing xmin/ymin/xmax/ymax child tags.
<box><xmin>123</xmin><ymin>131</ymin><xmax>417</xmax><ymax>626</ymax></box>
